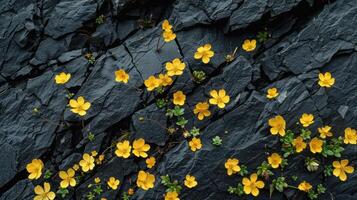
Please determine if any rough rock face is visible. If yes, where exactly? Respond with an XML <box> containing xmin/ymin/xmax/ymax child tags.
<box><xmin>0</xmin><ymin>0</ymin><xmax>356</xmax><ymax>200</ymax></box>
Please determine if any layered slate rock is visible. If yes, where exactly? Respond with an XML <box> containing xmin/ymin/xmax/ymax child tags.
<box><xmin>0</xmin><ymin>0</ymin><xmax>357</xmax><ymax>200</ymax></box>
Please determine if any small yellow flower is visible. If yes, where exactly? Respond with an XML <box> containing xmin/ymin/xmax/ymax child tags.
<box><xmin>194</xmin><ymin>44</ymin><xmax>214</xmax><ymax>64</ymax></box>
<box><xmin>128</xmin><ymin>188</ymin><xmax>134</xmax><ymax>195</ymax></box>
<box><xmin>318</xmin><ymin>126</ymin><xmax>333</xmax><ymax>139</ymax></box>
<box><xmin>163</xmin><ymin>30</ymin><xmax>176</xmax><ymax>42</ymax></box>
<box><xmin>146</xmin><ymin>157</ymin><xmax>156</xmax><ymax>169</ymax></box>
<box><xmin>184</xmin><ymin>175</ymin><xmax>198</xmax><ymax>188</ymax></box>
<box><xmin>344</xmin><ymin>127</ymin><xmax>356</xmax><ymax>144</ymax></box>
<box><xmin>162</xmin><ymin>20</ymin><xmax>172</xmax><ymax>31</ymax></box>
<box><xmin>132</xmin><ymin>138</ymin><xmax>150</xmax><ymax>158</ymax></box>
<box><xmin>242</xmin><ymin>173</ymin><xmax>265</xmax><ymax>196</ymax></box>
<box><xmin>242</xmin><ymin>39</ymin><xmax>256</xmax><ymax>52</ymax></box>
<box><xmin>298</xmin><ymin>181</ymin><xmax>312</xmax><ymax>192</ymax></box>
<box><xmin>158</xmin><ymin>74</ymin><xmax>173</xmax><ymax>86</ymax></box>
<box><xmin>59</xmin><ymin>168</ymin><xmax>76</xmax><ymax>188</ymax></box>
<box><xmin>225</xmin><ymin>158</ymin><xmax>241</xmax><ymax>176</ymax></box>
<box><xmin>107</xmin><ymin>177</ymin><xmax>120</xmax><ymax>190</ymax></box>
<box><xmin>73</xmin><ymin>164</ymin><xmax>80</xmax><ymax>171</ymax></box>
<box><xmin>115</xmin><ymin>140</ymin><xmax>131</xmax><ymax>158</ymax></box>
<box><xmin>69</xmin><ymin>96</ymin><xmax>91</xmax><ymax>116</ymax></box>
<box><xmin>209</xmin><ymin>89</ymin><xmax>230</xmax><ymax>108</ymax></box>
<box><xmin>96</xmin><ymin>154</ymin><xmax>105</xmax><ymax>165</ymax></box>
<box><xmin>188</xmin><ymin>137</ymin><xmax>202</xmax><ymax>152</ymax></box>
<box><xmin>299</xmin><ymin>113</ymin><xmax>314</xmax><ymax>127</ymax></box>
<box><xmin>34</xmin><ymin>182</ymin><xmax>56</xmax><ymax>200</ymax></box>
<box><xmin>91</xmin><ymin>150</ymin><xmax>98</xmax><ymax>157</ymax></box>
<box><xmin>266</xmin><ymin>87</ymin><xmax>279</xmax><ymax>99</ymax></box>
<box><xmin>94</xmin><ymin>177</ymin><xmax>101</xmax><ymax>184</ymax></box>
<box><xmin>136</xmin><ymin>170</ymin><xmax>155</xmax><ymax>190</ymax></box>
<box><xmin>173</xmin><ymin>91</ymin><xmax>186</xmax><ymax>106</ymax></box>
<box><xmin>55</xmin><ymin>72</ymin><xmax>71</xmax><ymax>84</ymax></box>
<box><xmin>165</xmin><ymin>58</ymin><xmax>185</xmax><ymax>76</ymax></box>
<box><xmin>115</xmin><ymin>69</ymin><xmax>130</xmax><ymax>83</ymax></box>
<box><xmin>267</xmin><ymin>153</ymin><xmax>282</xmax><ymax>169</ymax></box>
<box><xmin>193</xmin><ymin>102</ymin><xmax>211</xmax><ymax>120</ymax></box>
<box><xmin>144</xmin><ymin>75</ymin><xmax>161</xmax><ymax>91</ymax></box>
<box><xmin>333</xmin><ymin>159</ymin><xmax>354</xmax><ymax>181</ymax></box>
<box><xmin>26</xmin><ymin>159</ymin><xmax>44</xmax><ymax>180</ymax></box>
<box><xmin>292</xmin><ymin>136</ymin><xmax>307</xmax><ymax>153</ymax></box>
<box><xmin>318</xmin><ymin>72</ymin><xmax>335</xmax><ymax>87</ymax></box>
<box><xmin>164</xmin><ymin>191</ymin><xmax>179</xmax><ymax>200</ymax></box>
<box><xmin>309</xmin><ymin>137</ymin><xmax>323</xmax><ymax>154</ymax></box>
<box><xmin>79</xmin><ymin>153</ymin><xmax>95</xmax><ymax>172</ymax></box>
<box><xmin>268</xmin><ymin>115</ymin><xmax>286</xmax><ymax>136</ymax></box>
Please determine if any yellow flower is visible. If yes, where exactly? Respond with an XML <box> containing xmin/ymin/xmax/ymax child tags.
<box><xmin>26</xmin><ymin>159</ymin><xmax>44</xmax><ymax>180</ymax></box>
<box><xmin>242</xmin><ymin>173</ymin><xmax>265</xmax><ymax>196</ymax></box>
<box><xmin>267</xmin><ymin>153</ymin><xmax>282</xmax><ymax>169</ymax></box>
<box><xmin>91</xmin><ymin>150</ymin><xmax>98</xmax><ymax>157</ymax></box>
<box><xmin>298</xmin><ymin>181</ymin><xmax>312</xmax><ymax>192</ymax></box>
<box><xmin>34</xmin><ymin>182</ymin><xmax>56</xmax><ymax>200</ymax></box>
<box><xmin>132</xmin><ymin>138</ymin><xmax>150</xmax><ymax>158</ymax></box>
<box><xmin>96</xmin><ymin>154</ymin><xmax>105</xmax><ymax>165</ymax></box>
<box><xmin>309</xmin><ymin>137</ymin><xmax>323</xmax><ymax>154</ymax></box>
<box><xmin>193</xmin><ymin>102</ymin><xmax>211</xmax><ymax>120</ymax></box>
<box><xmin>94</xmin><ymin>177</ymin><xmax>101</xmax><ymax>184</ymax></box>
<box><xmin>144</xmin><ymin>75</ymin><xmax>161</xmax><ymax>91</ymax></box>
<box><xmin>266</xmin><ymin>87</ymin><xmax>279</xmax><ymax>99</ymax></box>
<box><xmin>268</xmin><ymin>115</ymin><xmax>286</xmax><ymax>136</ymax></box>
<box><xmin>344</xmin><ymin>127</ymin><xmax>357</xmax><ymax>144</ymax></box>
<box><xmin>184</xmin><ymin>175</ymin><xmax>198</xmax><ymax>188</ymax></box>
<box><xmin>115</xmin><ymin>69</ymin><xmax>129</xmax><ymax>83</ymax></box>
<box><xmin>162</xmin><ymin>20</ymin><xmax>172</xmax><ymax>31</ymax></box>
<box><xmin>333</xmin><ymin>159</ymin><xmax>354</xmax><ymax>181</ymax></box>
<box><xmin>164</xmin><ymin>191</ymin><xmax>179</xmax><ymax>200</ymax></box>
<box><xmin>146</xmin><ymin>157</ymin><xmax>156</xmax><ymax>169</ymax></box>
<box><xmin>188</xmin><ymin>137</ymin><xmax>202</xmax><ymax>152</ymax></box>
<box><xmin>59</xmin><ymin>168</ymin><xmax>76</xmax><ymax>188</ymax></box>
<box><xmin>225</xmin><ymin>158</ymin><xmax>241</xmax><ymax>176</ymax></box>
<box><xmin>73</xmin><ymin>164</ymin><xmax>80</xmax><ymax>171</ymax></box>
<box><xmin>163</xmin><ymin>30</ymin><xmax>176</xmax><ymax>42</ymax></box>
<box><xmin>158</xmin><ymin>74</ymin><xmax>173</xmax><ymax>86</ymax></box>
<box><xmin>55</xmin><ymin>72</ymin><xmax>71</xmax><ymax>84</ymax></box>
<box><xmin>128</xmin><ymin>188</ymin><xmax>134</xmax><ymax>195</ymax></box>
<box><xmin>165</xmin><ymin>58</ymin><xmax>185</xmax><ymax>76</ymax></box>
<box><xmin>299</xmin><ymin>113</ymin><xmax>314</xmax><ymax>127</ymax></box>
<box><xmin>242</xmin><ymin>39</ymin><xmax>256</xmax><ymax>52</ymax></box>
<box><xmin>79</xmin><ymin>153</ymin><xmax>95</xmax><ymax>172</ymax></box>
<box><xmin>194</xmin><ymin>44</ymin><xmax>214</xmax><ymax>64</ymax></box>
<box><xmin>69</xmin><ymin>96</ymin><xmax>91</xmax><ymax>116</ymax></box>
<box><xmin>292</xmin><ymin>136</ymin><xmax>306</xmax><ymax>153</ymax></box>
<box><xmin>318</xmin><ymin>126</ymin><xmax>333</xmax><ymax>139</ymax></box>
<box><xmin>107</xmin><ymin>177</ymin><xmax>120</xmax><ymax>190</ymax></box>
<box><xmin>209</xmin><ymin>89</ymin><xmax>230</xmax><ymax>108</ymax></box>
<box><xmin>136</xmin><ymin>170</ymin><xmax>155</xmax><ymax>190</ymax></box>
<box><xmin>173</xmin><ymin>91</ymin><xmax>186</xmax><ymax>106</ymax></box>
<box><xmin>115</xmin><ymin>140</ymin><xmax>131</xmax><ymax>158</ymax></box>
<box><xmin>318</xmin><ymin>72</ymin><xmax>335</xmax><ymax>87</ymax></box>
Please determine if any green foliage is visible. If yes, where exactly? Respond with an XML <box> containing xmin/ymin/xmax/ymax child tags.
<box><xmin>300</xmin><ymin>128</ymin><xmax>311</xmax><ymax>140</ymax></box>
<box><xmin>270</xmin><ymin>177</ymin><xmax>288</xmax><ymax>197</ymax></box>
<box><xmin>122</xmin><ymin>192</ymin><xmax>130</xmax><ymax>200</ymax></box>
<box><xmin>257</xmin><ymin>161</ymin><xmax>273</xmax><ymax>177</ymax></box>
<box><xmin>156</xmin><ymin>98</ymin><xmax>167</xmax><ymax>108</ymax></box>
<box><xmin>137</xmin><ymin>15</ymin><xmax>155</xmax><ymax>29</ymax></box>
<box><xmin>156</xmin><ymin>86</ymin><xmax>165</xmax><ymax>94</ymax></box>
<box><xmin>192</xmin><ymin>71</ymin><xmax>206</xmax><ymax>83</ymax></box>
<box><xmin>257</xmin><ymin>31</ymin><xmax>270</xmax><ymax>43</ymax></box>
<box><xmin>305</xmin><ymin>157</ymin><xmax>320</xmax><ymax>172</ymax></box>
<box><xmin>239</xmin><ymin>165</ymin><xmax>249</xmax><ymax>176</ymax></box>
<box><xmin>88</xmin><ymin>132</ymin><xmax>95</xmax><ymax>141</ymax></box>
<box><xmin>44</xmin><ymin>170</ymin><xmax>52</xmax><ymax>179</ymax></box>
<box><xmin>211</xmin><ymin>136</ymin><xmax>222</xmax><ymax>146</ymax></box>
<box><xmin>161</xmin><ymin>175</ymin><xmax>182</xmax><ymax>193</ymax></box>
<box><xmin>190</xmin><ymin>127</ymin><xmax>200</xmax><ymax>137</ymax></box>
<box><xmin>324</xmin><ymin>164</ymin><xmax>333</xmax><ymax>177</ymax></box>
<box><xmin>307</xmin><ymin>184</ymin><xmax>326</xmax><ymax>199</ymax></box>
<box><xmin>176</xmin><ymin>117</ymin><xmax>188</xmax><ymax>128</ymax></box>
<box><xmin>166</xmin><ymin>106</ymin><xmax>185</xmax><ymax>118</ymax></box>
<box><xmin>227</xmin><ymin>183</ymin><xmax>244</xmax><ymax>196</ymax></box>
<box><xmin>95</xmin><ymin>15</ymin><xmax>105</xmax><ymax>25</ymax></box>
<box><xmin>322</xmin><ymin>137</ymin><xmax>344</xmax><ymax>158</ymax></box>
<box><xmin>280</xmin><ymin>130</ymin><xmax>295</xmax><ymax>157</ymax></box>
<box><xmin>291</xmin><ymin>175</ymin><xmax>298</xmax><ymax>181</ymax></box>
<box><xmin>57</xmin><ymin>188</ymin><xmax>69</xmax><ymax>198</ymax></box>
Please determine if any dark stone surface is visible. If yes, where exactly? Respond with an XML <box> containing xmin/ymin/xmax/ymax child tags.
<box><xmin>0</xmin><ymin>0</ymin><xmax>356</xmax><ymax>199</ymax></box>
